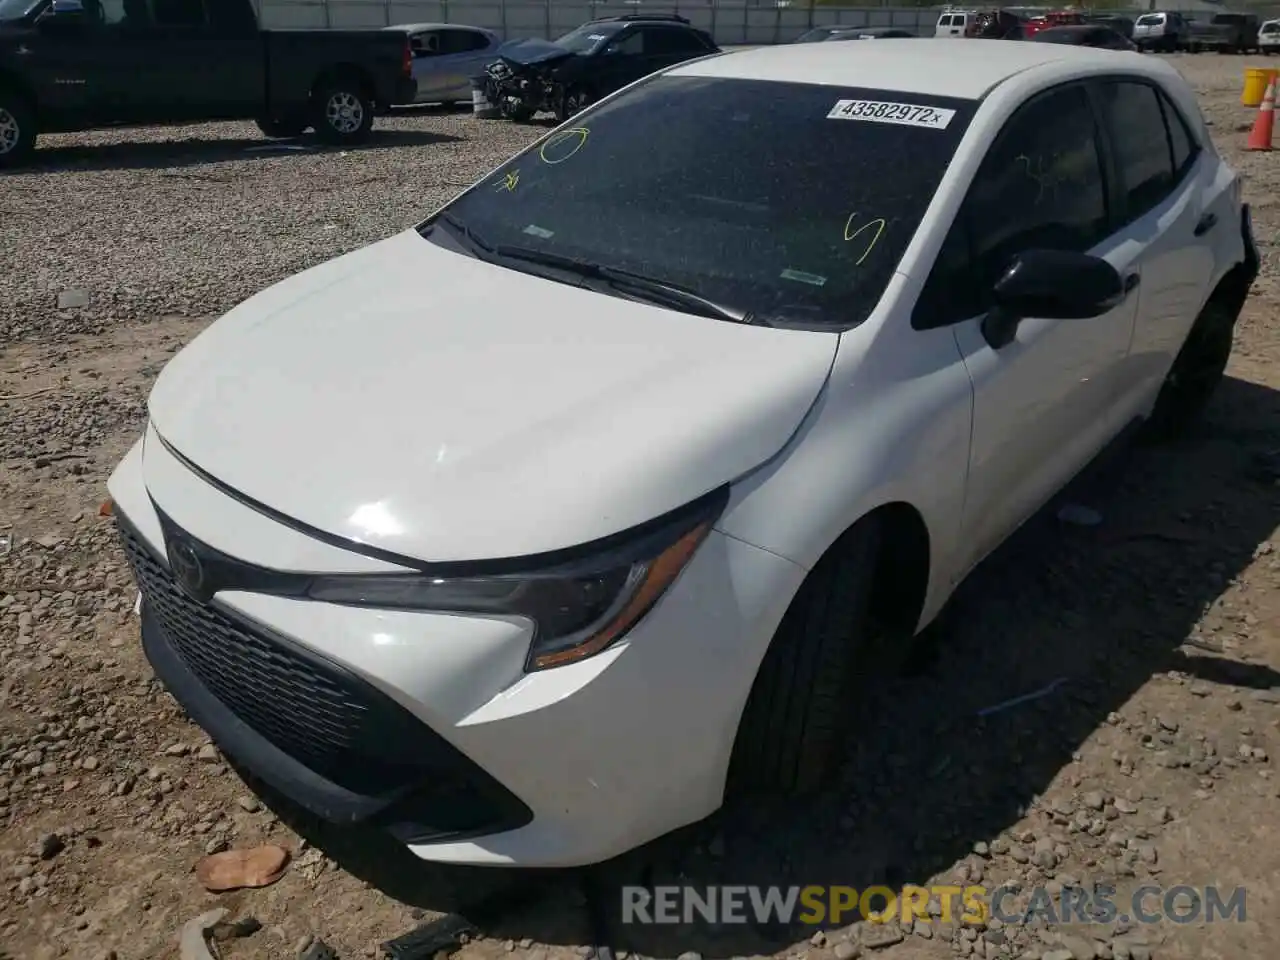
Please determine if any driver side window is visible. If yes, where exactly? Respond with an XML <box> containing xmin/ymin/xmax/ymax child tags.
<box><xmin>913</xmin><ymin>83</ymin><xmax>1110</xmax><ymax>329</ymax></box>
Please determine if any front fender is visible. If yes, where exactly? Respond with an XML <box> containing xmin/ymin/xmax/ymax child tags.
<box><xmin>716</xmin><ymin>274</ymin><xmax>973</xmax><ymax>631</ymax></box>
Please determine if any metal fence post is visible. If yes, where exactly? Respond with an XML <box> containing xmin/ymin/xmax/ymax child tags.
<box><xmin>500</xmin><ymin>0</ymin><xmax>508</xmax><ymax>41</ymax></box>
<box><xmin>383</xmin><ymin>0</ymin><xmax>390</xmax><ymax>27</ymax></box>
<box><xmin>545</xmin><ymin>0</ymin><xmax>551</xmax><ymax>41</ymax></box>
<box><xmin>323</xmin><ymin>0</ymin><xmax>331</xmax><ymax>28</ymax></box>
<box><xmin>443</xmin><ymin>0</ymin><xmax>449</xmax><ymax>23</ymax></box>
<box><xmin>710</xmin><ymin>0</ymin><xmax>717</xmax><ymax>43</ymax></box>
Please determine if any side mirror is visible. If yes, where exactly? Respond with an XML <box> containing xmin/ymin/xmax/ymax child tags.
<box><xmin>982</xmin><ymin>249</ymin><xmax>1125</xmax><ymax>348</ymax></box>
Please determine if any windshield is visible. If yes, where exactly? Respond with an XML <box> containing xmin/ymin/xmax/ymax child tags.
<box><xmin>0</xmin><ymin>0</ymin><xmax>38</xmax><ymax>20</ymax></box>
<box><xmin>795</xmin><ymin>27</ymin><xmax>837</xmax><ymax>42</ymax></box>
<box><xmin>1263</xmin><ymin>22</ymin><xmax>1279</xmax><ymax>33</ymax></box>
<box><xmin>423</xmin><ymin>75</ymin><xmax>975</xmax><ymax>329</ymax></box>
<box><xmin>553</xmin><ymin>22</ymin><xmax>621</xmax><ymax>54</ymax></box>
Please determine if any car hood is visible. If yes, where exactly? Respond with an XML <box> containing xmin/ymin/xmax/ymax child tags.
<box><xmin>146</xmin><ymin>229</ymin><xmax>838</xmax><ymax>564</ymax></box>
<box><xmin>493</xmin><ymin>37</ymin><xmax>577</xmax><ymax>66</ymax></box>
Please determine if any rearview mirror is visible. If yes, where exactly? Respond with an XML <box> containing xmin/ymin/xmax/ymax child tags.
<box><xmin>982</xmin><ymin>249</ymin><xmax>1124</xmax><ymax>348</ymax></box>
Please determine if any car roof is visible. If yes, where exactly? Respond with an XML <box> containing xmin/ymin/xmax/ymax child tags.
<box><xmin>672</xmin><ymin>37</ymin><xmax>1151</xmax><ymax>99</ymax></box>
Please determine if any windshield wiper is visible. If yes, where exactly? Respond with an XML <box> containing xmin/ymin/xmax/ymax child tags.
<box><xmin>491</xmin><ymin>245</ymin><xmax>768</xmax><ymax>326</ymax></box>
<box><xmin>430</xmin><ymin>212</ymin><xmax>497</xmax><ymax>259</ymax></box>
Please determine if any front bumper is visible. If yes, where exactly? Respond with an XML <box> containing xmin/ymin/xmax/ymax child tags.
<box><xmin>108</xmin><ymin>434</ymin><xmax>806</xmax><ymax>866</ymax></box>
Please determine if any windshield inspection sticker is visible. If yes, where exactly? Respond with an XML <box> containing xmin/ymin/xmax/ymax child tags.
<box><xmin>827</xmin><ymin>99</ymin><xmax>956</xmax><ymax>130</ymax></box>
<box><xmin>781</xmin><ymin>268</ymin><xmax>827</xmax><ymax>287</ymax></box>
<box><xmin>523</xmin><ymin>224</ymin><xmax>554</xmax><ymax>239</ymax></box>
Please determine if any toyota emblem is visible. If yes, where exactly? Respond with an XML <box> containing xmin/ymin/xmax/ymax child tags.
<box><xmin>168</xmin><ymin>536</ymin><xmax>206</xmax><ymax>599</ymax></box>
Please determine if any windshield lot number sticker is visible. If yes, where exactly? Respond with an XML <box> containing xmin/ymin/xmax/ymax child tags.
<box><xmin>827</xmin><ymin>99</ymin><xmax>955</xmax><ymax>130</ymax></box>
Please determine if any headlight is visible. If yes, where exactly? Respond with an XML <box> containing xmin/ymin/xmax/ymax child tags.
<box><xmin>306</xmin><ymin>488</ymin><xmax>726</xmax><ymax>671</ymax></box>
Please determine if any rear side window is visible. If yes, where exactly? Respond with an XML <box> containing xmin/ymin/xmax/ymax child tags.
<box><xmin>441</xmin><ymin>29</ymin><xmax>491</xmax><ymax>54</ymax></box>
<box><xmin>1136</xmin><ymin>14</ymin><xmax>1163</xmax><ymax>26</ymax></box>
<box><xmin>915</xmin><ymin>84</ymin><xmax>1108</xmax><ymax>328</ymax></box>
<box><xmin>646</xmin><ymin>26</ymin><xmax>709</xmax><ymax>55</ymax></box>
<box><xmin>939</xmin><ymin>15</ymin><xmax>953</xmax><ymax>26</ymax></box>
<box><xmin>1097</xmin><ymin>81</ymin><xmax>1177</xmax><ymax>224</ymax></box>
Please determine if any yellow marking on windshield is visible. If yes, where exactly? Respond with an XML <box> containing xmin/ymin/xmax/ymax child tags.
<box><xmin>843</xmin><ymin>213</ymin><xmax>887</xmax><ymax>266</ymax></box>
<box><xmin>495</xmin><ymin>170</ymin><xmax>520</xmax><ymax>192</ymax></box>
<box><xmin>539</xmin><ymin>127</ymin><xmax>590</xmax><ymax>164</ymax></box>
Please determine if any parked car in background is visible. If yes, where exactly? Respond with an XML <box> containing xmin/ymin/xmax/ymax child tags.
<box><xmin>389</xmin><ymin>23</ymin><xmax>499</xmax><ymax>106</ymax></box>
<box><xmin>834</xmin><ymin>26</ymin><xmax>916</xmax><ymax>39</ymax></box>
<box><xmin>1023</xmin><ymin>10</ymin><xmax>1087</xmax><ymax>39</ymax></box>
<box><xmin>484</xmin><ymin>14</ymin><xmax>717</xmax><ymax>123</ymax></box>
<box><xmin>935</xmin><ymin>8</ymin><xmax>976</xmax><ymax>37</ymax></box>
<box><xmin>1185</xmin><ymin>12</ymin><xmax>1260</xmax><ymax>54</ymax></box>
<box><xmin>1260</xmin><ymin>18</ymin><xmax>1280</xmax><ymax>53</ymax></box>
<box><xmin>794</xmin><ymin>25</ymin><xmax>859</xmax><ymax>42</ymax></box>
<box><xmin>973</xmin><ymin>9</ymin><xmax>1023</xmax><ymax>39</ymax></box>
<box><xmin>1032</xmin><ymin>24</ymin><xmax>1137</xmax><ymax>50</ymax></box>
<box><xmin>109</xmin><ymin>38</ymin><xmax>1258</xmax><ymax>871</ymax></box>
<box><xmin>0</xmin><ymin>0</ymin><xmax>416</xmax><ymax>166</ymax></box>
<box><xmin>1133</xmin><ymin>11</ymin><xmax>1188</xmax><ymax>51</ymax></box>
<box><xmin>1084</xmin><ymin>13</ymin><xmax>1135</xmax><ymax>40</ymax></box>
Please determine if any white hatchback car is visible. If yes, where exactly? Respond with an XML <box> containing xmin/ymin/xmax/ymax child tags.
<box><xmin>109</xmin><ymin>39</ymin><xmax>1257</xmax><ymax>869</ymax></box>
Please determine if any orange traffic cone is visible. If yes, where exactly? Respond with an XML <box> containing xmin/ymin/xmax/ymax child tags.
<box><xmin>1247</xmin><ymin>75</ymin><xmax>1276</xmax><ymax>151</ymax></box>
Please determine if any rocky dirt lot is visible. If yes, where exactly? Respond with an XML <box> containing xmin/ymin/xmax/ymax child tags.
<box><xmin>2</xmin><ymin>53</ymin><xmax>1280</xmax><ymax>960</ymax></box>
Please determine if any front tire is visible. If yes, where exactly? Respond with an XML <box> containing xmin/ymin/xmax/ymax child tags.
<box><xmin>0</xmin><ymin>90</ymin><xmax>37</xmax><ymax>169</ymax></box>
<box><xmin>727</xmin><ymin>516</ymin><xmax>886</xmax><ymax>796</ymax></box>
<box><xmin>554</xmin><ymin>86</ymin><xmax>592</xmax><ymax>124</ymax></box>
<box><xmin>312</xmin><ymin>80</ymin><xmax>375</xmax><ymax>145</ymax></box>
<box><xmin>1143</xmin><ymin>297</ymin><xmax>1237</xmax><ymax>442</ymax></box>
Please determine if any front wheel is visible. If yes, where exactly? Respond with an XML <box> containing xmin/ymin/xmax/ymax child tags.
<box><xmin>0</xmin><ymin>90</ymin><xmax>37</xmax><ymax>168</ymax></box>
<box><xmin>727</xmin><ymin>516</ymin><xmax>887</xmax><ymax>796</ymax></box>
<box><xmin>554</xmin><ymin>86</ymin><xmax>592</xmax><ymax>124</ymax></box>
<box><xmin>1143</xmin><ymin>297</ymin><xmax>1237</xmax><ymax>442</ymax></box>
<box><xmin>312</xmin><ymin>81</ymin><xmax>375</xmax><ymax>146</ymax></box>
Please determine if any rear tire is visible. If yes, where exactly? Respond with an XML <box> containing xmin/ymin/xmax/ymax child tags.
<box><xmin>0</xmin><ymin>89</ymin><xmax>37</xmax><ymax>169</ymax></box>
<box><xmin>1142</xmin><ymin>296</ymin><xmax>1236</xmax><ymax>442</ymax></box>
<box><xmin>727</xmin><ymin>516</ymin><xmax>886</xmax><ymax>796</ymax></box>
<box><xmin>312</xmin><ymin>78</ymin><xmax>375</xmax><ymax>146</ymax></box>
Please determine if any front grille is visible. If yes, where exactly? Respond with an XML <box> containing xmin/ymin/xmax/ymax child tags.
<box><xmin>117</xmin><ymin>520</ymin><xmax>435</xmax><ymax>796</ymax></box>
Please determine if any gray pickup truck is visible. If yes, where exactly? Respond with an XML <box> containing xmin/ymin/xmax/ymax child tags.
<box><xmin>0</xmin><ymin>0</ymin><xmax>418</xmax><ymax>166</ymax></box>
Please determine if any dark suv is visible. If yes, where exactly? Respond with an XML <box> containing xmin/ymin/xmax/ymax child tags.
<box><xmin>484</xmin><ymin>14</ymin><xmax>719</xmax><ymax>122</ymax></box>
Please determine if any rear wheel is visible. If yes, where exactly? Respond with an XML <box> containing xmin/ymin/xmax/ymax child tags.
<box><xmin>312</xmin><ymin>79</ymin><xmax>375</xmax><ymax>146</ymax></box>
<box><xmin>0</xmin><ymin>89</ymin><xmax>36</xmax><ymax>168</ymax></box>
<box><xmin>727</xmin><ymin>516</ymin><xmax>888</xmax><ymax>796</ymax></box>
<box><xmin>1142</xmin><ymin>296</ymin><xmax>1237</xmax><ymax>442</ymax></box>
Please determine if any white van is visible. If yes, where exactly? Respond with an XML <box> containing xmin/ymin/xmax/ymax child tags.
<box><xmin>1260</xmin><ymin>18</ymin><xmax>1280</xmax><ymax>52</ymax></box>
<box><xmin>935</xmin><ymin>9</ymin><xmax>976</xmax><ymax>37</ymax></box>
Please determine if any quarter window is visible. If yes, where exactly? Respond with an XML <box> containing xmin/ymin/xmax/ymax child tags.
<box><xmin>914</xmin><ymin>84</ymin><xmax>1108</xmax><ymax>328</ymax></box>
<box><xmin>1159</xmin><ymin>90</ymin><xmax>1200</xmax><ymax>179</ymax></box>
<box><xmin>1097</xmin><ymin>81</ymin><xmax>1176</xmax><ymax>223</ymax></box>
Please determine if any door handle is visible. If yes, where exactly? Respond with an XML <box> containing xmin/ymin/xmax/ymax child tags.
<box><xmin>1194</xmin><ymin>212</ymin><xmax>1218</xmax><ymax>237</ymax></box>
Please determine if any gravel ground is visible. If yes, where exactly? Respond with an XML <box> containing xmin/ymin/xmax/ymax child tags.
<box><xmin>2</xmin><ymin>55</ymin><xmax>1280</xmax><ymax>960</ymax></box>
